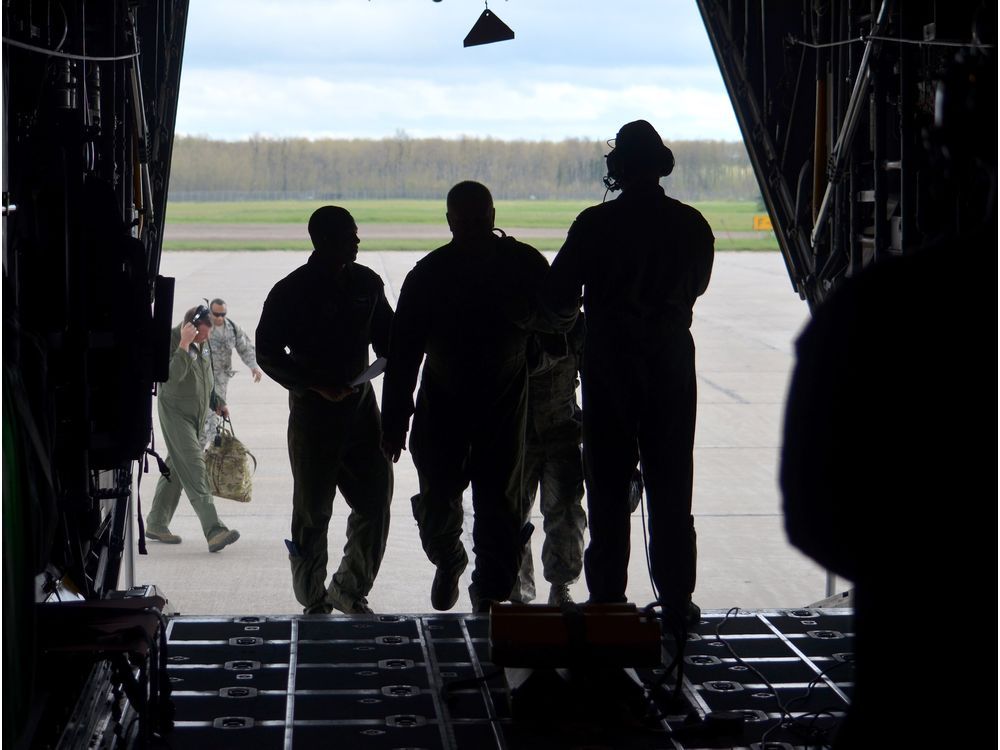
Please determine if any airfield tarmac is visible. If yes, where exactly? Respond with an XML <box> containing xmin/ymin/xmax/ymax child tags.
<box><xmin>130</xmin><ymin>249</ymin><xmax>827</xmax><ymax>615</ymax></box>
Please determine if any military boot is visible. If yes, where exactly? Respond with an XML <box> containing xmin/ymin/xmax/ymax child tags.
<box><xmin>547</xmin><ymin>583</ymin><xmax>574</xmax><ymax>606</ymax></box>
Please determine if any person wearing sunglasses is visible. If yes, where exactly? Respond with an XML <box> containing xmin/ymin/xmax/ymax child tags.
<box><xmin>202</xmin><ymin>297</ymin><xmax>264</xmax><ymax>446</ymax></box>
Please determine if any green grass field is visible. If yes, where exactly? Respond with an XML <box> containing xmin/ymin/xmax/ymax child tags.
<box><xmin>163</xmin><ymin>199</ymin><xmax>778</xmax><ymax>251</ymax></box>
<box><xmin>163</xmin><ymin>237</ymin><xmax>777</xmax><ymax>253</ymax></box>
<box><xmin>166</xmin><ymin>199</ymin><xmax>593</xmax><ymax>227</ymax></box>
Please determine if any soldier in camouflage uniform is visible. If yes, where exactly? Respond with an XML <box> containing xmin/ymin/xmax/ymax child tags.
<box><xmin>203</xmin><ymin>298</ymin><xmax>263</xmax><ymax>446</ymax></box>
<box><xmin>511</xmin><ymin>319</ymin><xmax>587</xmax><ymax>606</ymax></box>
<box><xmin>146</xmin><ymin>305</ymin><xmax>241</xmax><ymax>553</ymax></box>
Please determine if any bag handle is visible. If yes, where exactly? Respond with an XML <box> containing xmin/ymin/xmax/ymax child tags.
<box><xmin>215</xmin><ymin>414</ymin><xmax>236</xmax><ymax>438</ymax></box>
<box><xmin>211</xmin><ymin>415</ymin><xmax>257</xmax><ymax>473</ymax></box>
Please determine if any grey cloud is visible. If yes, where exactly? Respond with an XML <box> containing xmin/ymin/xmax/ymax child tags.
<box><xmin>185</xmin><ymin>0</ymin><xmax>715</xmax><ymax>71</ymax></box>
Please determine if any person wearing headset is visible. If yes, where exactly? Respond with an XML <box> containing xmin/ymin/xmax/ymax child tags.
<box><xmin>544</xmin><ymin>120</ymin><xmax>714</xmax><ymax>624</ymax></box>
<box><xmin>146</xmin><ymin>305</ymin><xmax>241</xmax><ymax>553</ymax></box>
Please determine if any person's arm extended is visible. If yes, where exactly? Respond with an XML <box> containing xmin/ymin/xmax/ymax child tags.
<box><xmin>380</xmin><ymin>269</ymin><xmax>426</xmax><ymax>461</ymax></box>
<box><xmin>370</xmin><ymin>281</ymin><xmax>394</xmax><ymax>360</ymax></box>
<box><xmin>210</xmin><ymin>388</ymin><xmax>229</xmax><ymax>416</ymax></box>
<box><xmin>230</xmin><ymin>319</ymin><xmax>260</xmax><ymax>368</ymax></box>
<box><xmin>541</xmin><ymin>218</ymin><xmax>587</xmax><ymax>332</ymax></box>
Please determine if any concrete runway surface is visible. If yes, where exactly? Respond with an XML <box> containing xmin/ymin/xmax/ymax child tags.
<box><xmin>130</xmin><ymin>249</ymin><xmax>827</xmax><ymax>616</ymax></box>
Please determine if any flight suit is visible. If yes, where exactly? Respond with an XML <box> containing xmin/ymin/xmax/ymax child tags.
<box><xmin>545</xmin><ymin>184</ymin><xmax>714</xmax><ymax>610</ymax></box>
<box><xmin>382</xmin><ymin>234</ymin><xmax>549</xmax><ymax>605</ymax></box>
<box><xmin>147</xmin><ymin>326</ymin><xmax>231</xmax><ymax>540</ymax></box>
<box><xmin>257</xmin><ymin>254</ymin><xmax>393</xmax><ymax>614</ymax></box>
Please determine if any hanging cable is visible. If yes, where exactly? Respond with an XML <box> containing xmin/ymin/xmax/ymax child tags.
<box><xmin>866</xmin><ymin>34</ymin><xmax>994</xmax><ymax>48</ymax></box>
<box><xmin>788</xmin><ymin>33</ymin><xmax>994</xmax><ymax>50</ymax></box>
<box><xmin>2</xmin><ymin>37</ymin><xmax>140</xmax><ymax>62</ymax></box>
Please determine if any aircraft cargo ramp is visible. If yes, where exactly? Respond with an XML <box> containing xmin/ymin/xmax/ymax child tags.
<box><xmin>45</xmin><ymin>606</ymin><xmax>854</xmax><ymax>750</ymax></box>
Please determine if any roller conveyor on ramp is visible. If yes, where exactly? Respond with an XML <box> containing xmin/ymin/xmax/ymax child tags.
<box><xmin>151</xmin><ymin>608</ymin><xmax>853</xmax><ymax>750</ymax></box>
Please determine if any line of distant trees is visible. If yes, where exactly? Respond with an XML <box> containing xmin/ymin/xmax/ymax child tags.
<box><xmin>168</xmin><ymin>135</ymin><xmax>761</xmax><ymax>202</ymax></box>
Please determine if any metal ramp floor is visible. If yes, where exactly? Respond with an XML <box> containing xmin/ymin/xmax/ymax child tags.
<box><xmin>157</xmin><ymin>608</ymin><xmax>854</xmax><ymax>749</ymax></box>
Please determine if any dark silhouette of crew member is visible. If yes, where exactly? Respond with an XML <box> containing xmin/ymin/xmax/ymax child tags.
<box><xmin>545</xmin><ymin>120</ymin><xmax>714</xmax><ymax>620</ymax></box>
<box><xmin>256</xmin><ymin>206</ymin><xmax>393</xmax><ymax>615</ymax></box>
<box><xmin>381</xmin><ymin>181</ymin><xmax>549</xmax><ymax>612</ymax></box>
<box><xmin>782</xmin><ymin>50</ymin><xmax>994</xmax><ymax>748</ymax></box>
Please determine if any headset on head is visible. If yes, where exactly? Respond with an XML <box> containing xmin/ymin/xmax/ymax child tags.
<box><xmin>603</xmin><ymin>139</ymin><xmax>675</xmax><ymax>192</ymax></box>
<box><xmin>190</xmin><ymin>304</ymin><xmax>211</xmax><ymax>327</ymax></box>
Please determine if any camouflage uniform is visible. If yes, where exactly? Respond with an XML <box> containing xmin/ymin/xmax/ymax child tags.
<box><xmin>203</xmin><ymin>318</ymin><xmax>259</xmax><ymax>445</ymax></box>
<box><xmin>257</xmin><ymin>254</ymin><xmax>393</xmax><ymax>615</ymax></box>
<box><xmin>511</xmin><ymin>324</ymin><xmax>587</xmax><ymax>603</ymax></box>
<box><xmin>147</xmin><ymin>325</ymin><xmax>232</xmax><ymax>541</ymax></box>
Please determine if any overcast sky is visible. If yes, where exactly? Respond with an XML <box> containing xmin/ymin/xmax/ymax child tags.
<box><xmin>175</xmin><ymin>0</ymin><xmax>741</xmax><ymax>143</ymax></box>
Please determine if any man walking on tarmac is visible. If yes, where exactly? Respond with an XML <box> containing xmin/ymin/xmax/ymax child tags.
<box><xmin>381</xmin><ymin>181</ymin><xmax>549</xmax><ymax>613</ymax></box>
<box><xmin>545</xmin><ymin>120</ymin><xmax>714</xmax><ymax>623</ymax></box>
<box><xmin>146</xmin><ymin>305</ymin><xmax>241</xmax><ymax>553</ymax></box>
<box><xmin>510</xmin><ymin>321</ymin><xmax>587</xmax><ymax>607</ymax></box>
<box><xmin>202</xmin><ymin>297</ymin><xmax>263</xmax><ymax>446</ymax></box>
<box><xmin>257</xmin><ymin>206</ymin><xmax>394</xmax><ymax>615</ymax></box>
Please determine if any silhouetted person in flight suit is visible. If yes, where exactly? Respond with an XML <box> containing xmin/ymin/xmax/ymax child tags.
<box><xmin>381</xmin><ymin>181</ymin><xmax>549</xmax><ymax>612</ymax></box>
<box><xmin>545</xmin><ymin>120</ymin><xmax>714</xmax><ymax>620</ymax></box>
<box><xmin>256</xmin><ymin>206</ymin><xmax>393</xmax><ymax>615</ymax></box>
